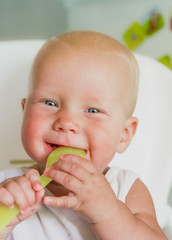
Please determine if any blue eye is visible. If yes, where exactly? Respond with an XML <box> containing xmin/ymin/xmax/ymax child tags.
<box><xmin>87</xmin><ymin>108</ymin><xmax>100</xmax><ymax>113</ymax></box>
<box><xmin>44</xmin><ymin>100</ymin><xmax>56</xmax><ymax>107</ymax></box>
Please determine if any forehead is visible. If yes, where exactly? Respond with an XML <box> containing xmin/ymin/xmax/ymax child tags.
<box><xmin>33</xmin><ymin>40</ymin><xmax>132</xmax><ymax>78</ymax></box>
<box><xmin>31</xmin><ymin>43</ymin><xmax>131</xmax><ymax>93</ymax></box>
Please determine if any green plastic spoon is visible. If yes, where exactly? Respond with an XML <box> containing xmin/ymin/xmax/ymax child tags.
<box><xmin>0</xmin><ymin>146</ymin><xmax>86</xmax><ymax>232</ymax></box>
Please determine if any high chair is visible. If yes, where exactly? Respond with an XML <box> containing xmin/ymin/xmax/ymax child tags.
<box><xmin>0</xmin><ymin>40</ymin><xmax>172</xmax><ymax>238</ymax></box>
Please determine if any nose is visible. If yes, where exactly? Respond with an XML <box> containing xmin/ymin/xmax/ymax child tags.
<box><xmin>53</xmin><ymin>112</ymin><xmax>80</xmax><ymax>134</ymax></box>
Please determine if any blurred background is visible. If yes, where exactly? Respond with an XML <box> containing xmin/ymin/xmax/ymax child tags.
<box><xmin>0</xmin><ymin>0</ymin><xmax>172</xmax><ymax>216</ymax></box>
<box><xmin>0</xmin><ymin>0</ymin><xmax>172</xmax><ymax>68</ymax></box>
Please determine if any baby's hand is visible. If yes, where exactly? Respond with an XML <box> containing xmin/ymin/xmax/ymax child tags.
<box><xmin>0</xmin><ymin>169</ymin><xmax>45</xmax><ymax>226</ymax></box>
<box><xmin>43</xmin><ymin>155</ymin><xmax>118</xmax><ymax>223</ymax></box>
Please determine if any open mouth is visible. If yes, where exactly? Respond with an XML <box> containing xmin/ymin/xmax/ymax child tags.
<box><xmin>50</xmin><ymin>143</ymin><xmax>60</xmax><ymax>150</ymax></box>
<box><xmin>49</xmin><ymin>143</ymin><xmax>60</xmax><ymax>150</ymax></box>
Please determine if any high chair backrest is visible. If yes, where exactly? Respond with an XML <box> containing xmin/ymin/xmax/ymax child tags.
<box><xmin>0</xmin><ymin>40</ymin><xmax>45</xmax><ymax>169</ymax></box>
<box><xmin>111</xmin><ymin>53</ymin><xmax>172</xmax><ymax>228</ymax></box>
<box><xmin>0</xmin><ymin>40</ymin><xmax>172</xmax><ymax>229</ymax></box>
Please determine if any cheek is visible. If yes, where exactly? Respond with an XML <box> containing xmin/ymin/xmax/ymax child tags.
<box><xmin>22</xmin><ymin>105</ymin><xmax>48</xmax><ymax>137</ymax></box>
<box><xmin>87</xmin><ymin>124</ymin><xmax>119</xmax><ymax>171</ymax></box>
<box><xmin>21</xmin><ymin>111</ymin><xmax>39</xmax><ymax>140</ymax></box>
<box><xmin>21</xmin><ymin>109</ymin><xmax>47</xmax><ymax>159</ymax></box>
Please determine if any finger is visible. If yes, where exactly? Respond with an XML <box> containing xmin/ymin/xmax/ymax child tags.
<box><xmin>15</xmin><ymin>188</ymin><xmax>45</xmax><ymax>224</ymax></box>
<box><xmin>51</xmin><ymin>159</ymin><xmax>91</xmax><ymax>182</ymax></box>
<box><xmin>0</xmin><ymin>186</ymin><xmax>15</xmax><ymax>208</ymax></box>
<box><xmin>15</xmin><ymin>176</ymin><xmax>36</xmax><ymax>209</ymax></box>
<box><xmin>44</xmin><ymin>195</ymin><xmax>78</xmax><ymax>209</ymax></box>
<box><xmin>25</xmin><ymin>169</ymin><xmax>42</xmax><ymax>191</ymax></box>
<box><xmin>44</xmin><ymin>168</ymin><xmax>82</xmax><ymax>193</ymax></box>
<box><xmin>56</xmin><ymin>154</ymin><xmax>97</xmax><ymax>173</ymax></box>
<box><xmin>3</xmin><ymin>179</ymin><xmax>31</xmax><ymax>214</ymax></box>
<box><xmin>33</xmin><ymin>188</ymin><xmax>45</xmax><ymax>211</ymax></box>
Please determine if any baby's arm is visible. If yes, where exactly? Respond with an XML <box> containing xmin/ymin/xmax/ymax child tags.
<box><xmin>43</xmin><ymin>154</ymin><xmax>167</xmax><ymax>240</ymax></box>
<box><xmin>0</xmin><ymin>169</ymin><xmax>45</xmax><ymax>239</ymax></box>
<box><xmin>92</xmin><ymin>179</ymin><xmax>167</xmax><ymax>240</ymax></box>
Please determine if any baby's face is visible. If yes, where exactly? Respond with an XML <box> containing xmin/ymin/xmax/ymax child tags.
<box><xmin>21</xmin><ymin>44</ymin><xmax>134</xmax><ymax>172</ymax></box>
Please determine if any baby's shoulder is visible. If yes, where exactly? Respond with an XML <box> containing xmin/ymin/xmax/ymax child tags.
<box><xmin>106</xmin><ymin>166</ymin><xmax>139</xmax><ymax>202</ymax></box>
<box><xmin>126</xmin><ymin>178</ymin><xmax>155</xmax><ymax>216</ymax></box>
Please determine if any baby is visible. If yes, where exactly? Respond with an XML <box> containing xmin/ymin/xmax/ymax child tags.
<box><xmin>0</xmin><ymin>31</ymin><xmax>167</xmax><ymax>239</ymax></box>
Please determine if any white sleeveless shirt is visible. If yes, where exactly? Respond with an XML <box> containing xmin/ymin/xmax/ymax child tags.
<box><xmin>0</xmin><ymin>166</ymin><xmax>138</xmax><ymax>240</ymax></box>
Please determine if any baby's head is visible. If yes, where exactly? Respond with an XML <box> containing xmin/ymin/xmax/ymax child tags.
<box><xmin>30</xmin><ymin>31</ymin><xmax>139</xmax><ymax>117</ymax></box>
<box><xmin>21</xmin><ymin>31</ymin><xmax>139</xmax><ymax>172</ymax></box>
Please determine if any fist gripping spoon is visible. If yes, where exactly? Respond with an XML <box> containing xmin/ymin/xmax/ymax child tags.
<box><xmin>0</xmin><ymin>146</ymin><xmax>86</xmax><ymax>231</ymax></box>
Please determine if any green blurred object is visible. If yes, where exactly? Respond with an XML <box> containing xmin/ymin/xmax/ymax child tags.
<box><xmin>123</xmin><ymin>22</ymin><xmax>146</xmax><ymax>50</ymax></box>
<box><xmin>143</xmin><ymin>12</ymin><xmax>165</xmax><ymax>36</ymax></box>
<box><xmin>158</xmin><ymin>55</ymin><xmax>172</xmax><ymax>70</ymax></box>
<box><xmin>10</xmin><ymin>159</ymin><xmax>34</xmax><ymax>165</ymax></box>
<box><xmin>123</xmin><ymin>9</ymin><xmax>165</xmax><ymax>51</ymax></box>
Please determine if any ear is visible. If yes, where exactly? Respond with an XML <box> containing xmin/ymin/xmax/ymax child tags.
<box><xmin>21</xmin><ymin>98</ymin><xmax>26</xmax><ymax>111</ymax></box>
<box><xmin>117</xmin><ymin>117</ymin><xmax>138</xmax><ymax>154</ymax></box>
